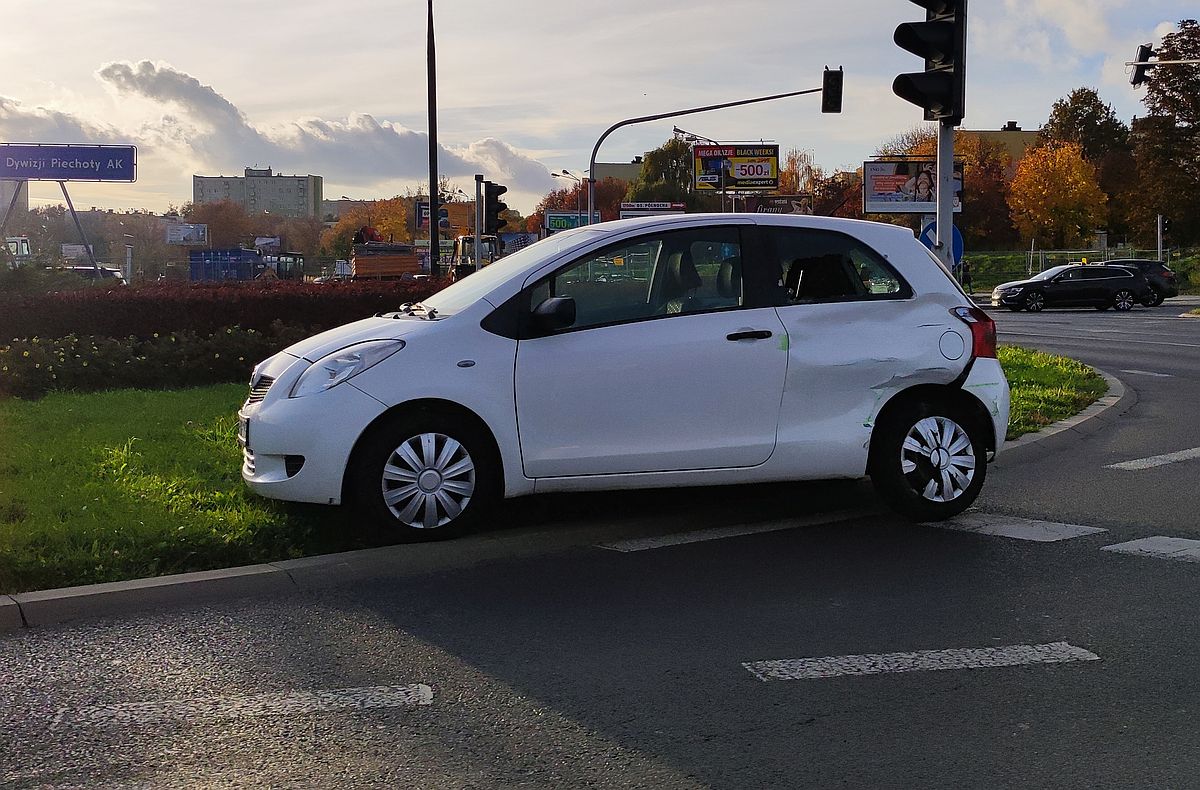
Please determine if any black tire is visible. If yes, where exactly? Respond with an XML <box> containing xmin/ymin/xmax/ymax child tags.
<box><xmin>1024</xmin><ymin>291</ymin><xmax>1045</xmax><ymax>312</ymax></box>
<box><xmin>869</xmin><ymin>399</ymin><xmax>988</xmax><ymax>522</ymax></box>
<box><xmin>1143</xmin><ymin>289</ymin><xmax>1164</xmax><ymax>307</ymax></box>
<box><xmin>348</xmin><ymin>408</ymin><xmax>500</xmax><ymax>542</ymax></box>
<box><xmin>1112</xmin><ymin>289</ymin><xmax>1136</xmax><ymax>311</ymax></box>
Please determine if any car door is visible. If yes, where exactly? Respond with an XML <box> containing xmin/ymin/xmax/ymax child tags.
<box><xmin>1044</xmin><ymin>266</ymin><xmax>1084</xmax><ymax>306</ymax></box>
<box><xmin>513</xmin><ymin>224</ymin><xmax>787</xmax><ymax>478</ymax></box>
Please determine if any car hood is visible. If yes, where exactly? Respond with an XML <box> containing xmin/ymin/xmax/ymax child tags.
<box><xmin>994</xmin><ymin>278</ymin><xmax>1037</xmax><ymax>291</ymax></box>
<box><xmin>282</xmin><ymin>315</ymin><xmax>431</xmax><ymax>362</ymax></box>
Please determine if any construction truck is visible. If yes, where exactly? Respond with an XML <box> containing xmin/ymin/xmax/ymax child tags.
<box><xmin>449</xmin><ymin>234</ymin><xmax>501</xmax><ymax>281</ymax></box>
<box><xmin>350</xmin><ymin>226</ymin><xmax>421</xmax><ymax>280</ymax></box>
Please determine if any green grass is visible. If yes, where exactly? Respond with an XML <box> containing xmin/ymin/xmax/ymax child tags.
<box><xmin>998</xmin><ymin>345</ymin><xmax>1108</xmax><ymax>440</ymax></box>
<box><xmin>0</xmin><ymin>385</ymin><xmax>364</xmax><ymax>594</ymax></box>
<box><xmin>0</xmin><ymin>351</ymin><xmax>1108</xmax><ymax>593</ymax></box>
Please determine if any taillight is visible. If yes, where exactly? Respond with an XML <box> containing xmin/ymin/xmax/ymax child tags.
<box><xmin>951</xmin><ymin>306</ymin><xmax>997</xmax><ymax>359</ymax></box>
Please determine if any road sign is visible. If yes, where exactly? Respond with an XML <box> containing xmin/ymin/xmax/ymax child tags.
<box><xmin>919</xmin><ymin>221</ymin><xmax>964</xmax><ymax>265</ymax></box>
<box><xmin>544</xmin><ymin>212</ymin><xmax>600</xmax><ymax>233</ymax></box>
<box><xmin>0</xmin><ymin>143</ymin><xmax>137</xmax><ymax>182</ymax></box>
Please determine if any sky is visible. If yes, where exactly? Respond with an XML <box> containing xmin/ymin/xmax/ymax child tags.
<box><xmin>0</xmin><ymin>0</ymin><xmax>1191</xmax><ymax>216</ymax></box>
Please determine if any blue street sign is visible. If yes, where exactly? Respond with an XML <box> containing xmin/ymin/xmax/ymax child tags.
<box><xmin>0</xmin><ymin>143</ymin><xmax>137</xmax><ymax>182</ymax></box>
<box><xmin>919</xmin><ymin>221</ymin><xmax>964</xmax><ymax>266</ymax></box>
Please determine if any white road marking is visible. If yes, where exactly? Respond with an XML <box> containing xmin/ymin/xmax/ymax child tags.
<box><xmin>997</xmin><ymin>330</ymin><xmax>1200</xmax><ymax>350</ymax></box>
<box><xmin>1102</xmin><ymin>537</ymin><xmax>1200</xmax><ymax>563</ymax></box>
<box><xmin>597</xmin><ymin>510</ymin><xmax>871</xmax><ymax>552</ymax></box>
<box><xmin>54</xmin><ymin>684</ymin><xmax>433</xmax><ymax>728</ymax></box>
<box><xmin>742</xmin><ymin>642</ymin><xmax>1099</xmax><ymax>681</ymax></box>
<box><xmin>931</xmin><ymin>513</ymin><xmax>1106</xmax><ymax>542</ymax></box>
<box><xmin>1119</xmin><ymin>369</ymin><xmax>1174</xmax><ymax>378</ymax></box>
<box><xmin>1105</xmin><ymin>446</ymin><xmax>1200</xmax><ymax>471</ymax></box>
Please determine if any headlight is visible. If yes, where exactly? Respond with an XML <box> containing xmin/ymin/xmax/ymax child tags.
<box><xmin>289</xmin><ymin>339</ymin><xmax>405</xmax><ymax>398</ymax></box>
<box><xmin>1002</xmin><ymin>287</ymin><xmax>1024</xmax><ymax>295</ymax></box>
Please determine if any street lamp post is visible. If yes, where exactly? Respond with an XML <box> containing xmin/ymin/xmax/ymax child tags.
<box><xmin>551</xmin><ymin>170</ymin><xmax>583</xmax><ymax>227</ymax></box>
<box><xmin>426</xmin><ymin>0</ymin><xmax>441</xmax><ymax>272</ymax></box>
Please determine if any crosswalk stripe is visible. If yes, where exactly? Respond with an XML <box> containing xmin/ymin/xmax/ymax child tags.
<box><xmin>1101</xmin><ymin>537</ymin><xmax>1200</xmax><ymax>563</ymax></box>
<box><xmin>930</xmin><ymin>513</ymin><xmax>1106</xmax><ymax>542</ymax></box>
<box><xmin>742</xmin><ymin>642</ymin><xmax>1099</xmax><ymax>681</ymax></box>
<box><xmin>1105</xmin><ymin>447</ymin><xmax>1200</xmax><ymax>471</ymax></box>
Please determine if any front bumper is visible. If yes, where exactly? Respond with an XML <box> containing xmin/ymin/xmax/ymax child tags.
<box><xmin>239</xmin><ymin>355</ymin><xmax>388</xmax><ymax>505</ymax></box>
<box><xmin>990</xmin><ymin>290</ymin><xmax>1024</xmax><ymax>308</ymax></box>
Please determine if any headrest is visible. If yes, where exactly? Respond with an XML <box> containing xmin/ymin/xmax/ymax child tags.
<box><xmin>718</xmin><ymin>256</ymin><xmax>741</xmax><ymax>298</ymax></box>
<box><xmin>667</xmin><ymin>250</ymin><xmax>702</xmax><ymax>293</ymax></box>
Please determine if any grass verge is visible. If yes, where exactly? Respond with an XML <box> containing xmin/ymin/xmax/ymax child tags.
<box><xmin>998</xmin><ymin>345</ymin><xmax>1107</xmax><ymax>439</ymax></box>
<box><xmin>0</xmin><ymin>349</ymin><xmax>1108</xmax><ymax>593</ymax></box>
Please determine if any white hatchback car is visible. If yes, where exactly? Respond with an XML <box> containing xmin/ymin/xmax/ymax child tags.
<box><xmin>240</xmin><ymin>214</ymin><xmax>1009</xmax><ymax>539</ymax></box>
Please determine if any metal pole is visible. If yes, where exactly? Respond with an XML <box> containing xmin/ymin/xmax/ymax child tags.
<box><xmin>934</xmin><ymin>120</ymin><xmax>955</xmax><ymax>271</ymax></box>
<box><xmin>474</xmin><ymin>174</ymin><xmax>483</xmax><ymax>273</ymax></box>
<box><xmin>58</xmin><ymin>181</ymin><xmax>100</xmax><ymax>271</ymax></box>
<box><xmin>426</xmin><ymin>0</ymin><xmax>440</xmax><ymax>275</ymax></box>
<box><xmin>0</xmin><ymin>180</ymin><xmax>25</xmax><ymax>238</ymax></box>
<box><xmin>587</xmin><ymin>86</ymin><xmax>822</xmax><ymax>224</ymax></box>
<box><xmin>1157</xmin><ymin>213</ymin><xmax>1163</xmax><ymax>261</ymax></box>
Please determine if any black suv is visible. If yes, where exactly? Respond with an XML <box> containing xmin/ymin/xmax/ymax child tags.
<box><xmin>991</xmin><ymin>264</ymin><xmax>1151</xmax><ymax>312</ymax></box>
<box><xmin>1106</xmin><ymin>259</ymin><xmax>1179</xmax><ymax>306</ymax></box>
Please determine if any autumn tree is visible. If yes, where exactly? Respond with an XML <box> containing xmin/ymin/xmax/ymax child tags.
<box><xmin>1007</xmin><ymin>142</ymin><xmax>1107</xmax><ymax>248</ymax></box>
<box><xmin>182</xmin><ymin>200</ymin><xmax>256</xmax><ymax>248</ymax></box>
<box><xmin>1141</xmin><ymin>19</ymin><xmax>1200</xmax><ymax>126</ymax></box>
<box><xmin>625</xmin><ymin>137</ymin><xmax>720</xmax><ymax>211</ymax></box>
<box><xmin>777</xmin><ymin>148</ymin><xmax>815</xmax><ymax>195</ymax></box>
<box><xmin>528</xmin><ymin>177</ymin><xmax>626</xmax><ymax>231</ymax></box>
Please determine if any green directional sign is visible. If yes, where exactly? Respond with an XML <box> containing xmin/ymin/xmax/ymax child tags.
<box><xmin>544</xmin><ymin>212</ymin><xmax>601</xmax><ymax>233</ymax></box>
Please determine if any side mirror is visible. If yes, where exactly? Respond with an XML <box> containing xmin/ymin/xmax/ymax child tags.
<box><xmin>532</xmin><ymin>296</ymin><xmax>576</xmax><ymax>333</ymax></box>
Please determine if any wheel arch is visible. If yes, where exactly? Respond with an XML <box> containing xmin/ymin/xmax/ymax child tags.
<box><xmin>869</xmin><ymin>382</ymin><xmax>998</xmax><ymax>464</ymax></box>
<box><xmin>340</xmin><ymin>397</ymin><xmax>505</xmax><ymax>505</ymax></box>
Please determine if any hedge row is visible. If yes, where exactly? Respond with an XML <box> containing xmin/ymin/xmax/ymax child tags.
<box><xmin>0</xmin><ymin>280</ymin><xmax>446</xmax><ymax>342</ymax></box>
<box><xmin>0</xmin><ymin>323</ymin><xmax>311</xmax><ymax>399</ymax></box>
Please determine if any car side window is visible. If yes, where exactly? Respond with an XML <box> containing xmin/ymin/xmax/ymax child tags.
<box><xmin>760</xmin><ymin>226</ymin><xmax>909</xmax><ymax>305</ymax></box>
<box><xmin>528</xmin><ymin>226</ymin><xmax>744</xmax><ymax>332</ymax></box>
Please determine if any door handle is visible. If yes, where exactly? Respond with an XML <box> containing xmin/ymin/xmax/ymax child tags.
<box><xmin>726</xmin><ymin>330</ymin><xmax>773</xmax><ymax>341</ymax></box>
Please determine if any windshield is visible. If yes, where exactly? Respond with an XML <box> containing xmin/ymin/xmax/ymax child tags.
<box><xmin>423</xmin><ymin>228</ymin><xmax>604</xmax><ymax>314</ymax></box>
<box><xmin>1031</xmin><ymin>265</ymin><xmax>1070</xmax><ymax>281</ymax></box>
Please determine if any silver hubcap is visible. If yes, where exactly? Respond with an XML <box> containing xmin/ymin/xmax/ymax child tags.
<box><xmin>1027</xmin><ymin>293</ymin><xmax>1043</xmax><ymax>310</ymax></box>
<box><xmin>381</xmin><ymin>432</ymin><xmax>475</xmax><ymax>529</ymax></box>
<box><xmin>901</xmin><ymin>416</ymin><xmax>976</xmax><ymax>503</ymax></box>
<box><xmin>1116</xmin><ymin>292</ymin><xmax>1133</xmax><ymax>310</ymax></box>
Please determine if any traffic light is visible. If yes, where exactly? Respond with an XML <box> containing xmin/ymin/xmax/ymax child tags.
<box><xmin>1130</xmin><ymin>43</ymin><xmax>1155</xmax><ymax>86</ymax></box>
<box><xmin>821</xmin><ymin>67</ymin><xmax>844</xmax><ymax>113</ymax></box>
<box><xmin>892</xmin><ymin>0</ymin><xmax>968</xmax><ymax>125</ymax></box>
<box><xmin>483</xmin><ymin>181</ymin><xmax>508</xmax><ymax>235</ymax></box>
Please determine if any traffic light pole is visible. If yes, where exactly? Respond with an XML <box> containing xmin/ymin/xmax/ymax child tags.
<box><xmin>474</xmin><ymin>174</ymin><xmax>483</xmax><ymax>272</ymax></box>
<box><xmin>934</xmin><ymin>120</ymin><xmax>956</xmax><ymax>272</ymax></box>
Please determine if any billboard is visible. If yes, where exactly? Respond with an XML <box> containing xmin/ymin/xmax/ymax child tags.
<box><xmin>167</xmin><ymin>223</ymin><xmax>209</xmax><ymax>245</ymax></box>
<box><xmin>743</xmin><ymin>195</ymin><xmax>815</xmax><ymax>215</ymax></box>
<box><xmin>863</xmin><ymin>159</ymin><xmax>963</xmax><ymax>214</ymax></box>
<box><xmin>0</xmin><ymin>143</ymin><xmax>137</xmax><ymax>182</ymax></box>
<box><xmin>693</xmin><ymin>145</ymin><xmax>779</xmax><ymax>191</ymax></box>
<box><xmin>544</xmin><ymin>211</ymin><xmax>601</xmax><ymax>233</ymax></box>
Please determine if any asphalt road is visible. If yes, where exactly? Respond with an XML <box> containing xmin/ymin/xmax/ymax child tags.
<box><xmin>1</xmin><ymin>297</ymin><xmax>1198</xmax><ymax>789</ymax></box>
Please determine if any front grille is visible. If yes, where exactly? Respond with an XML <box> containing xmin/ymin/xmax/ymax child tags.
<box><xmin>243</xmin><ymin>447</ymin><xmax>256</xmax><ymax>475</ymax></box>
<box><xmin>247</xmin><ymin>375</ymin><xmax>275</xmax><ymax>404</ymax></box>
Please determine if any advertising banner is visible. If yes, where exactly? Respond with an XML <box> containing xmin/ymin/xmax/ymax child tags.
<box><xmin>743</xmin><ymin>195</ymin><xmax>815</xmax><ymax>215</ymax></box>
<box><xmin>0</xmin><ymin>143</ymin><xmax>137</xmax><ymax>182</ymax></box>
<box><xmin>416</xmin><ymin>201</ymin><xmax>474</xmax><ymax>232</ymax></box>
<box><xmin>863</xmin><ymin>159</ymin><xmax>963</xmax><ymax>214</ymax></box>
<box><xmin>693</xmin><ymin>145</ymin><xmax>779</xmax><ymax>191</ymax></box>
<box><xmin>167</xmin><ymin>223</ymin><xmax>209</xmax><ymax>245</ymax></box>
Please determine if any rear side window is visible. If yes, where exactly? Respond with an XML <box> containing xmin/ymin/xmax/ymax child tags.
<box><xmin>760</xmin><ymin>227</ymin><xmax>911</xmax><ymax>305</ymax></box>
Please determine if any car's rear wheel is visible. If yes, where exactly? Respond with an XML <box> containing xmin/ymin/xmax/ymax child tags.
<box><xmin>870</xmin><ymin>399</ymin><xmax>987</xmax><ymax>522</ymax></box>
<box><xmin>1143</xmin><ymin>289</ymin><xmax>1164</xmax><ymax>307</ymax></box>
<box><xmin>349</xmin><ymin>409</ymin><xmax>499</xmax><ymax>541</ymax></box>
<box><xmin>1024</xmin><ymin>291</ymin><xmax>1045</xmax><ymax>312</ymax></box>
<box><xmin>1113</xmin><ymin>289</ymin><xmax>1136</xmax><ymax>311</ymax></box>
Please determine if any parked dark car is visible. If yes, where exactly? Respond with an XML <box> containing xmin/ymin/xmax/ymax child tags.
<box><xmin>1106</xmin><ymin>258</ymin><xmax>1179</xmax><ymax>306</ymax></box>
<box><xmin>990</xmin><ymin>264</ymin><xmax>1151</xmax><ymax>312</ymax></box>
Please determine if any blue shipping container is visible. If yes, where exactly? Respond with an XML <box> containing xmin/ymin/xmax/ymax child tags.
<box><xmin>188</xmin><ymin>249</ymin><xmax>264</xmax><ymax>281</ymax></box>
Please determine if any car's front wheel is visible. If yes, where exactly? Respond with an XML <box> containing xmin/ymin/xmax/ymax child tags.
<box><xmin>349</xmin><ymin>409</ymin><xmax>499</xmax><ymax>541</ymax></box>
<box><xmin>1113</xmin><ymin>289</ymin><xmax>1136</xmax><ymax>311</ymax></box>
<box><xmin>1023</xmin><ymin>291</ymin><xmax>1045</xmax><ymax>312</ymax></box>
<box><xmin>870</xmin><ymin>399</ymin><xmax>988</xmax><ymax>521</ymax></box>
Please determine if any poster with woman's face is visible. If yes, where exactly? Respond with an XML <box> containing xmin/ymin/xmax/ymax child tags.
<box><xmin>863</xmin><ymin>160</ymin><xmax>963</xmax><ymax>214</ymax></box>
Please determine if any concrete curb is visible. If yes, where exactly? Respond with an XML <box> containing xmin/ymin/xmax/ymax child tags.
<box><xmin>1180</xmin><ymin>312</ymin><xmax>1200</xmax><ymax>319</ymax></box>
<box><xmin>998</xmin><ymin>366</ymin><xmax>1132</xmax><ymax>464</ymax></box>
<box><xmin>1</xmin><ymin>369</ymin><xmax>1132</xmax><ymax>636</ymax></box>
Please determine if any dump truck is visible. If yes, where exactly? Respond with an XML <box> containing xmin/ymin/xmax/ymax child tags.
<box><xmin>350</xmin><ymin>226</ymin><xmax>421</xmax><ymax>279</ymax></box>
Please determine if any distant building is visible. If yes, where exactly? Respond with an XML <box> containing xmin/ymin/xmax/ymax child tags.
<box><xmin>192</xmin><ymin>167</ymin><xmax>323</xmax><ymax>218</ymax></box>
<box><xmin>594</xmin><ymin>156</ymin><xmax>644</xmax><ymax>184</ymax></box>
<box><xmin>0</xmin><ymin>179</ymin><xmax>30</xmax><ymax>220</ymax></box>
<box><xmin>961</xmin><ymin>121</ymin><xmax>1041</xmax><ymax>171</ymax></box>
